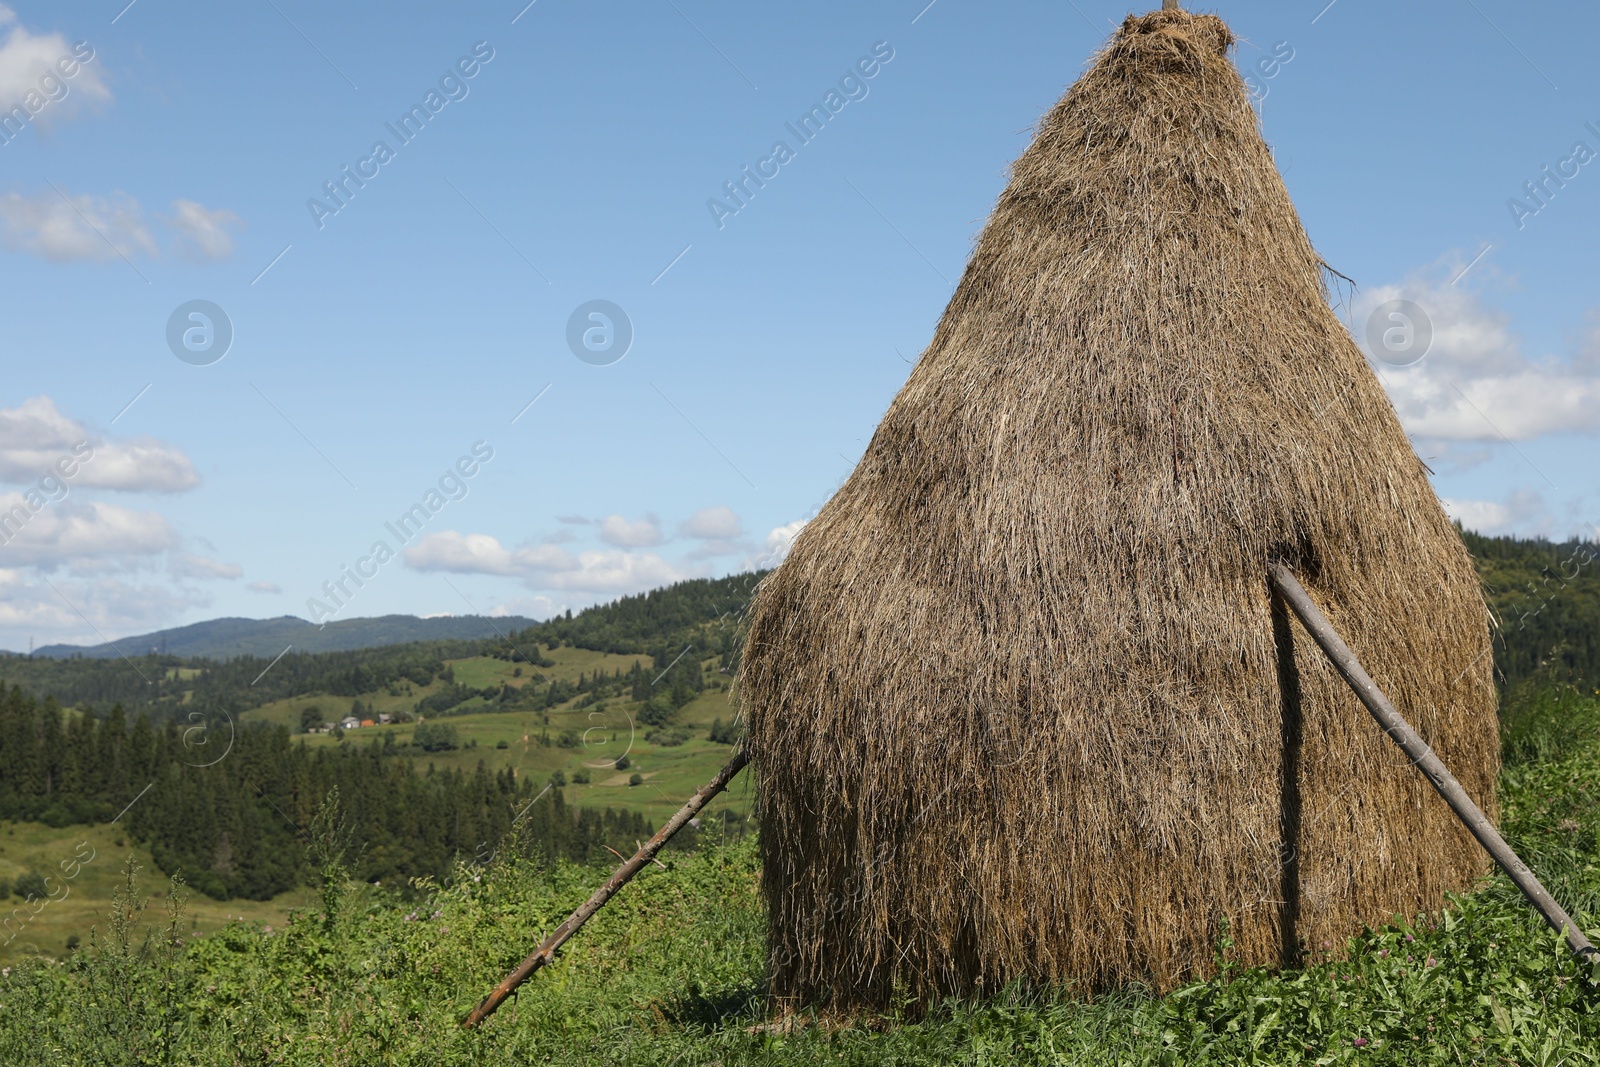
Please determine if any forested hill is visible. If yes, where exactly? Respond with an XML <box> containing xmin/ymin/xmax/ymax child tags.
<box><xmin>1461</xmin><ymin>530</ymin><xmax>1599</xmax><ymax>690</ymax></box>
<box><xmin>0</xmin><ymin>570</ymin><xmax>773</xmax><ymax>902</ymax></box>
<box><xmin>32</xmin><ymin>612</ymin><xmax>538</xmax><ymax>661</ymax></box>
<box><xmin>0</xmin><ymin>571</ymin><xmax>769</xmax><ymax>722</ymax></box>
<box><xmin>510</xmin><ymin>571</ymin><xmax>765</xmax><ymax>661</ymax></box>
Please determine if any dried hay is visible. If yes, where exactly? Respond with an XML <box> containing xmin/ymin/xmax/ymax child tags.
<box><xmin>738</xmin><ymin>8</ymin><xmax>1497</xmax><ymax>1009</ymax></box>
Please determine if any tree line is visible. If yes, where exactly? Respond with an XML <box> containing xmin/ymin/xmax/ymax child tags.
<box><xmin>1461</xmin><ymin>530</ymin><xmax>1600</xmax><ymax>690</ymax></box>
<box><xmin>0</xmin><ymin>684</ymin><xmax>650</xmax><ymax>901</ymax></box>
<box><xmin>504</xmin><ymin>571</ymin><xmax>767</xmax><ymax>671</ymax></box>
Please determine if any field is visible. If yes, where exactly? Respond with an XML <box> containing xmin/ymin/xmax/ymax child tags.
<box><xmin>1</xmin><ymin>821</ymin><xmax>311</xmax><ymax>966</ymax></box>
<box><xmin>238</xmin><ymin>650</ymin><xmax>753</xmax><ymax>824</ymax></box>
<box><xmin>2</xmin><ymin>683</ymin><xmax>1599</xmax><ymax>1064</ymax></box>
<box><xmin>238</xmin><ymin>648</ymin><xmax>653</xmax><ymax>729</ymax></box>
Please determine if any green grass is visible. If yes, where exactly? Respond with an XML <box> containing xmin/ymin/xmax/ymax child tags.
<box><xmin>277</xmin><ymin>704</ymin><xmax>750</xmax><ymax>824</ymax></box>
<box><xmin>0</xmin><ymin>821</ymin><xmax>311</xmax><ymax>966</ymax></box>
<box><xmin>240</xmin><ymin>653</ymin><xmax>750</xmax><ymax>824</ymax></box>
<box><xmin>11</xmin><ymin>690</ymin><xmax>1598</xmax><ymax>1063</ymax></box>
<box><xmin>238</xmin><ymin>648</ymin><xmax>654</xmax><ymax>731</ymax></box>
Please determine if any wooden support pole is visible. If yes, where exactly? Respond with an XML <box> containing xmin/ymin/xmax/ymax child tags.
<box><xmin>1267</xmin><ymin>563</ymin><xmax>1598</xmax><ymax>962</ymax></box>
<box><xmin>462</xmin><ymin>749</ymin><xmax>752</xmax><ymax>1029</ymax></box>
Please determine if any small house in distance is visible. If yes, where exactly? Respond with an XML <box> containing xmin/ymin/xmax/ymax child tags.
<box><xmin>739</xmin><ymin>8</ymin><xmax>1498</xmax><ymax>1010</ymax></box>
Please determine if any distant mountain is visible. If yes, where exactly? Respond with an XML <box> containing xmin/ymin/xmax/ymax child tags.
<box><xmin>32</xmin><ymin>614</ymin><xmax>538</xmax><ymax>662</ymax></box>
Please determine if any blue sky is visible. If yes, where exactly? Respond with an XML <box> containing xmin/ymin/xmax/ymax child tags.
<box><xmin>2</xmin><ymin>0</ymin><xmax>1597</xmax><ymax>651</ymax></box>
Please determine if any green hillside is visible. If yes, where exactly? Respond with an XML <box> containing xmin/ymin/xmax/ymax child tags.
<box><xmin>1461</xmin><ymin>529</ymin><xmax>1600</xmax><ymax>690</ymax></box>
<box><xmin>0</xmin><ymin>821</ymin><xmax>311</xmax><ymax>965</ymax></box>
<box><xmin>0</xmin><ymin>572</ymin><xmax>764</xmax><ymax>910</ymax></box>
<box><xmin>240</xmin><ymin>654</ymin><xmax>752</xmax><ymax>827</ymax></box>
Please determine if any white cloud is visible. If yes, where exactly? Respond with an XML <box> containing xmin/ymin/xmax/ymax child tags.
<box><xmin>680</xmin><ymin>505</ymin><xmax>750</xmax><ymax>559</ymax></box>
<box><xmin>1442</xmin><ymin>490</ymin><xmax>1551</xmax><ymax>538</ymax></box>
<box><xmin>0</xmin><ymin>396</ymin><xmax>200</xmax><ymax>492</ymax></box>
<box><xmin>247</xmin><ymin>580</ymin><xmax>282</xmax><ymax>595</ymax></box>
<box><xmin>0</xmin><ymin>387</ymin><xmax>219</xmax><ymax>646</ymax></box>
<box><xmin>687</xmin><ymin>539</ymin><xmax>748</xmax><ymax>560</ymax></box>
<box><xmin>1442</xmin><ymin>497</ymin><xmax>1514</xmax><ymax>534</ymax></box>
<box><xmin>0</xmin><ymin>569</ymin><xmax>207</xmax><ymax>649</ymax></box>
<box><xmin>0</xmin><ymin>494</ymin><xmax>176</xmax><ymax>568</ymax></box>
<box><xmin>598</xmin><ymin>514</ymin><xmax>664</xmax><ymax>548</ymax></box>
<box><xmin>82</xmin><ymin>440</ymin><xmax>202</xmax><ymax>492</ymax></box>
<box><xmin>1353</xmin><ymin>269</ymin><xmax>1600</xmax><ymax>441</ymax></box>
<box><xmin>0</xmin><ymin>11</ymin><xmax>111</xmax><ymax>133</ymax></box>
<box><xmin>490</xmin><ymin>595</ymin><xmax>566</xmax><ymax>620</ymax></box>
<box><xmin>743</xmin><ymin>519</ymin><xmax>806</xmax><ymax>570</ymax></box>
<box><xmin>0</xmin><ymin>189</ymin><xmax>155</xmax><ymax>262</ymax></box>
<box><xmin>403</xmin><ymin>529</ymin><xmax>695</xmax><ymax>595</ymax></box>
<box><xmin>168</xmin><ymin>552</ymin><xmax>242</xmax><ymax>581</ymax></box>
<box><xmin>403</xmin><ymin>531</ymin><xmax>534</xmax><ymax>576</ymax></box>
<box><xmin>165</xmin><ymin>199</ymin><xmax>241</xmax><ymax>260</ymax></box>
<box><xmin>545</xmin><ymin>550</ymin><xmax>689</xmax><ymax>592</ymax></box>
<box><xmin>681</xmin><ymin>505</ymin><xmax>743</xmax><ymax>540</ymax></box>
<box><xmin>0</xmin><ymin>190</ymin><xmax>241</xmax><ymax>263</ymax></box>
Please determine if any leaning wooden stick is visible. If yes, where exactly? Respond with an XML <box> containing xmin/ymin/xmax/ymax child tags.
<box><xmin>462</xmin><ymin>749</ymin><xmax>752</xmax><ymax>1028</ymax></box>
<box><xmin>1268</xmin><ymin>562</ymin><xmax>1598</xmax><ymax>961</ymax></box>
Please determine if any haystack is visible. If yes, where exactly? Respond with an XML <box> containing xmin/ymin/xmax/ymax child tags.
<box><xmin>738</xmin><ymin>8</ymin><xmax>1498</xmax><ymax>1008</ymax></box>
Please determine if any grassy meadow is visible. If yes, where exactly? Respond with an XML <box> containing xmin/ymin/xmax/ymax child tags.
<box><xmin>1</xmin><ymin>821</ymin><xmax>312</xmax><ymax>966</ymax></box>
<box><xmin>239</xmin><ymin>648</ymin><xmax>754</xmax><ymax>825</ymax></box>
